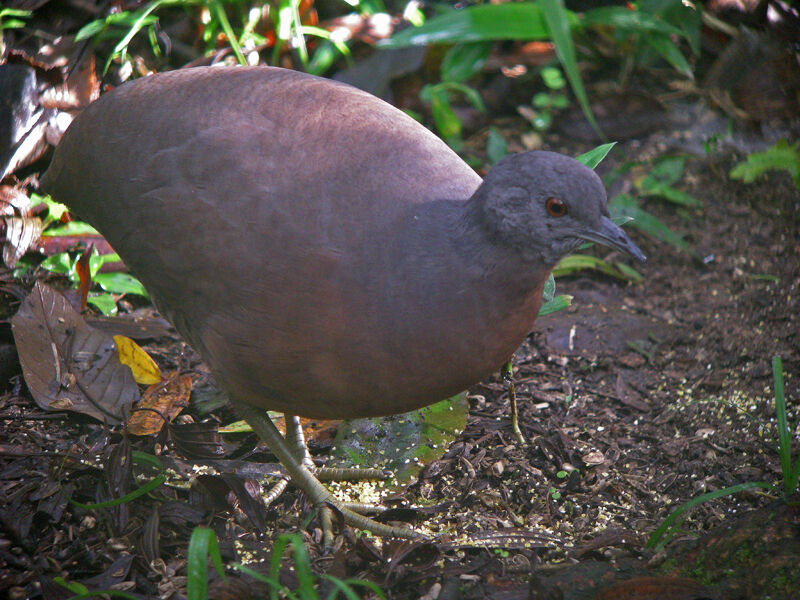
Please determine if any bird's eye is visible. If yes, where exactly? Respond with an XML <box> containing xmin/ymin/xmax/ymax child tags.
<box><xmin>546</xmin><ymin>197</ymin><xmax>567</xmax><ymax>217</ymax></box>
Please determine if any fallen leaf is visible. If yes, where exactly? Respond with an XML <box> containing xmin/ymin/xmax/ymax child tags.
<box><xmin>114</xmin><ymin>334</ymin><xmax>162</xmax><ymax>385</ymax></box>
<box><xmin>127</xmin><ymin>372</ymin><xmax>191</xmax><ymax>436</ymax></box>
<box><xmin>11</xmin><ymin>281</ymin><xmax>139</xmax><ymax>423</ymax></box>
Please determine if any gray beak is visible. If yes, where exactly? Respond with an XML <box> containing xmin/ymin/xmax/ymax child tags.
<box><xmin>579</xmin><ymin>216</ymin><xmax>647</xmax><ymax>262</ymax></box>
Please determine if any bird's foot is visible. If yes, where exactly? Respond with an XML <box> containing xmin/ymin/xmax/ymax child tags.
<box><xmin>234</xmin><ymin>401</ymin><xmax>423</xmax><ymax>544</ymax></box>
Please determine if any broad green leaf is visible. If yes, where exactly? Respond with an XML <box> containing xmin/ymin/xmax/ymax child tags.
<box><xmin>87</xmin><ymin>293</ymin><xmax>119</xmax><ymax>316</ymax></box>
<box><xmin>331</xmin><ymin>394</ymin><xmax>468</xmax><ymax>485</ymax></box>
<box><xmin>382</xmin><ymin>3</ymin><xmax>561</xmax><ymax>47</ymax></box>
<box><xmin>94</xmin><ymin>272</ymin><xmax>149</xmax><ymax>297</ymax></box>
<box><xmin>441</xmin><ymin>41</ymin><xmax>492</xmax><ymax>82</ymax></box>
<box><xmin>553</xmin><ymin>254</ymin><xmax>641</xmax><ymax>281</ymax></box>
<box><xmin>611</xmin><ymin>194</ymin><xmax>689</xmax><ymax>251</ymax></box>
<box><xmin>44</xmin><ymin>221</ymin><xmax>99</xmax><ymax>235</ymax></box>
<box><xmin>39</xmin><ymin>252</ymin><xmax>73</xmax><ymax>275</ymax></box>
<box><xmin>648</xmin><ymin>155</ymin><xmax>685</xmax><ymax>184</ymax></box>
<box><xmin>643</xmin><ymin>32</ymin><xmax>693</xmax><ymax>78</ymax></box>
<box><xmin>539</xmin><ymin>294</ymin><xmax>572</xmax><ymax>316</ymax></box>
<box><xmin>430</xmin><ymin>91</ymin><xmax>462</xmax><ymax>146</ymax></box>
<box><xmin>641</xmin><ymin>0</ymin><xmax>701</xmax><ymax>54</ymax></box>
<box><xmin>542</xmin><ymin>272</ymin><xmax>556</xmax><ymax>303</ymax></box>
<box><xmin>641</xmin><ymin>181</ymin><xmax>701</xmax><ymax>207</ymax></box>
<box><xmin>582</xmin><ymin>6</ymin><xmax>685</xmax><ymax>37</ymax></box>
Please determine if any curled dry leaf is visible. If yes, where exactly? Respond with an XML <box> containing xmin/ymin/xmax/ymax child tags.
<box><xmin>11</xmin><ymin>281</ymin><xmax>139</xmax><ymax>423</ymax></box>
<box><xmin>127</xmin><ymin>371</ymin><xmax>191</xmax><ymax>436</ymax></box>
<box><xmin>3</xmin><ymin>216</ymin><xmax>42</xmax><ymax>267</ymax></box>
<box><xmin>1</xmin><ymin>186</ymin><xmax>41</xmax><ymax>267</ymax></box>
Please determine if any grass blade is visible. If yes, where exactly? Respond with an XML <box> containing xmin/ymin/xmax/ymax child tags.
<box><xmin>646</xmin><ymin>481</ymin><xmax>773</xmax><ymax>551</ymax></box>
<box><xmin>540</xmin><ymin>0</ymin><xmax>603</xmax><ymax>139</ymax></box>
<box><xmin>576</xmin><ymin>142</ymin><xmax>616</xmax><ymax>169</ymax></box>
<box><xmin>187</xmin><ymin>527</ymin><xmax>226</xmax><ymax>600</ymax></box>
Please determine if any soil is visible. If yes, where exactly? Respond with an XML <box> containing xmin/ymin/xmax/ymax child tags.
<box><xmin>1</xmin><ymin>71</ymin><xmax>799</xmax><ymax>600</ymax></box>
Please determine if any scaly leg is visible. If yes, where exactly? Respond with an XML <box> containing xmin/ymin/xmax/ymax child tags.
<box><xmin>233</xmin><ymin>399</ymin><xmax>420</xmax><ymax>539</ymax></box>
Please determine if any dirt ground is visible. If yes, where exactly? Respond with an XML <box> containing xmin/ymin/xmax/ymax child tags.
<box><xmin>1</xmin><ymin>84</ymin><xmax>799</xmax><ymax>600</ymax></box>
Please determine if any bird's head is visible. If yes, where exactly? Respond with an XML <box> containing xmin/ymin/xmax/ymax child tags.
<box><xmin>476</xmin><ymin>151</ymin><xmax>646</xmax><ymax>266</ymax></box>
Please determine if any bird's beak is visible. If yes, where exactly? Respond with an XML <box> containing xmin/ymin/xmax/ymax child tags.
<box><xmin>578</xmin><ymin>216</ymin><xmax>647</xmax><ymax>262</ymax></box>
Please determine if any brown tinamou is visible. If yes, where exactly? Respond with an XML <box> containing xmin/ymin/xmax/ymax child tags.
<box><xmin>42</xmin><ymin>66</ymin><xmax>645</xmax><ymax>538</ymax></box>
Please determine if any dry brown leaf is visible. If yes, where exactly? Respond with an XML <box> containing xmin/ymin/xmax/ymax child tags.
<box><xmin>11</xmin><ymin>281</ymin><xmax>139</xmax><ymax>422</ymax></box>
<box><xmin>127</xmin><ymin>372</ymin><xmax>191</xmax><ymax>436</ymax></box>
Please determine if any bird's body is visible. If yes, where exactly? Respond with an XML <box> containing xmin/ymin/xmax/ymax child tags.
<box><xmin>45</xmin><ymin>67</ymin><xmax>554</xmax><ymax>418</ymax></box>
<box><xmin>43</xmin><ymin>66</ymin><xmax>644</xmax><ymax>537</ymax></box>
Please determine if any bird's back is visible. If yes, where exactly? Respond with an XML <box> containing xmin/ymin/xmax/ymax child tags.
<box><xmin>43</xmin><ymin>67</ymin><xmax>505</xmax><ymax>418</ymax></box>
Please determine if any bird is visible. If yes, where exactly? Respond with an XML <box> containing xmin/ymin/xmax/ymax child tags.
<box><xmin>41</xmin><ymin>66</ymin><xmax>645</xmax><ymax>539</ymax></box>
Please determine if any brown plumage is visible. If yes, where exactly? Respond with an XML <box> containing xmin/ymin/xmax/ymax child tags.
<box><xmin>43</xmin><ymin>66</ymin><xmax>644</xmax><ymax>536</ymax></box>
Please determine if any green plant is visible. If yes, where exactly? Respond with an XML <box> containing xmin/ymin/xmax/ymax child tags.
<box><xmin>518</xmin><ymin>66</ymin><xmax>569</xmax><ymax>132</ymax></box>
<box><xmin>647</xmin><ymin>356</ymin><xmax>798</xmax><ymax>551</ymax></box>
<box><xmin>12</xmin><ymin>194</ymin><xmax>149</xmax><ymax>315</ymax></box>
<box><xmin>75</xmin><ymin>0</ymin><xmax>352</xmax><ymax>75</ymax></box>
<box><xmin>420</xmin><ymin>81</ymin><xmax>486</xmax><ymax>151</ymax></box>
<box><xmin>384</xmin><ymin>0</ymin><xmax>602</xmax><ymax>137</ymax></box>
<box><xmin>0</xmin><ymin>7</ymin><xmax>31</xmax><ymax>31</ymax></box>
<box><xmin>605</xmin><ymin>155</ymin><xmax>701</xmax><ymax>255</ymax></box>
<box><xmin>730</xmin><ymin>139</ymin><xmax>800</xmax><ymax>189</ymax></box>
<box><xmin>582</xmin><ymin>0</ymin><xmax>700</xmax><ymax>83</ymax></box>
<box><xmin>773</xmin><ymin>356</ymin><xmax>800</xmax><ymax>496</ymax></box>
<box><xmin>68</xmin><ymin>451</ymin><xmax>166</xmax><ymax>510</ymax></box>
<box><xmin>188</xmin><ymin>529</ymin><xmax>385</xmax><ymax>600</ymax></box>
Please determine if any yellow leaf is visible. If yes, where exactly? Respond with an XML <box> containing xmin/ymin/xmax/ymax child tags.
<box><xmin>114</xmin><ymin>334</ymin><xmax>162</xmax><ymax>385</ymax></box>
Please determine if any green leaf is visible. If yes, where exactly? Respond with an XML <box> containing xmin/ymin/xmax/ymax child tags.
<box><xmin>611</xmin><ymin>194</ymin><xmax>689</xmax><ymax>251</ymax></box>
<box><xmin>382</xmin><ymin>3</ymin><xmax>559</xmax><ymax>47</ymax></box>
<box><xmin>542</xmin><ymin>272</ymin><xmax>556</xmax><ymax>303</ymax></box>
<box><xmin>39</xmin><ymin>252</ymin><xmax>73</xmax><ymax>275</ymax></box>
<box><xmin>641</xmin><ymin>181</ymin><xmax>701</xmax><ymax>207</ymax></box>
<box><xmin>441</xmin><ymin>41</ymin><xmax>492</xmax><ymax>82</ymax></box>
<box><xmin>539</xmin><ymin>294</ymin><xmax>572</xmax><ymax>316</ymax></box>
<box><xmin>553</xmin><ymin>254</ymin><xmax>641</xmax><ymax>282</ymax></box>
<box><xmin>54</xmin><ymin>577</ymin><xmax>89</xmax><ymax>594</ymax></box>
<box><xmin>646</xmin><ymin>481</ymin><xmax>774</xmax><ymax>551</ymax></box>
<box><xmin>87</xmin><ymin>293</ymin><xmax>119</xmax><ymax>316</ymax></box>
<box><xmin>430</xmin><ymin>91</ymin><xmax>462</xmax><ymax>147</ymax></box>
<box><xmin>332</xmin><ymin>394</ymin><xmax>468</xmax><ymax>484</ymax></box>
<box><xmin>541</xmin><ymin>0</ymin><xmax>603</xmax><ymax>139</ymax></box>
<box><xmin>648</xmin><ymin>155</ymin><xmax>685</xmax><ymax>184</ymax></box>
<box><xmin>540</xmin><ymin>65</ymin><xmax>566</xmax><ymax>90</ymax></box>
<box><xmin>643</xmin><ymin>32</ymin><xmax>693</xmax><ymax>78</ymax></box>
<box><xmin>729</xmin><ymin>139</ymin><xmax>800</xmax><ymax>189</ymax></box>
<box><xmin>45</xmin><ymin>221</ymin><xmax>99</xmax><ymax>235</ymax></box>
<box><xmin>187</xmin><ymin>528</ymin><xmax>226</xmax><ymax>600</ymax></box>
<box><xmin>487</xmin><ymin>127</ymin><xmax>508</xmax><ymax>165</ymax></box>
<box><xmin>576</xmin><ymin>142</ymin><xmax>617</xmax><ymax>169</ymax></box>
<box><xmin>70</xmin><ymin>474</ymin><xmax>166</xmax><ymax>509</ymax></box>
<box><xmin>94</xmin><ymin>272</ymin><xmax>149</xmax><ymax>297</ymax></box>
<box><xmin>582</xmin><ymin>6</ymin><xmax>685</xmax><ymax>37</ymax></box>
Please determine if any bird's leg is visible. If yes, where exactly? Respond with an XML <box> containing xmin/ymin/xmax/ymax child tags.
<box><xmin>503</xmin><ymin>361</ymin><xmax>526</xmax><ymax>445</ymax></box>
<box><xmin>284</xmin><ymin>415</ymin><xmax>394</xmax><ymax>482</ymax></box>
<box><xmin>285</xmin><ymin>414</ymin><xmax>314</xmax><ymax>469</ymax></box>
<box><xmin>233</xmin><ymin>399</ymin><xmax>420</xmax><ymax>539</ymax></box>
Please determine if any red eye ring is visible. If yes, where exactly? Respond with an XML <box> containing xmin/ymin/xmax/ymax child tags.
<box><xmin>546</xmin><ymin>197</ymin><xmax>567</xmax><ymax>217</ymax></box>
